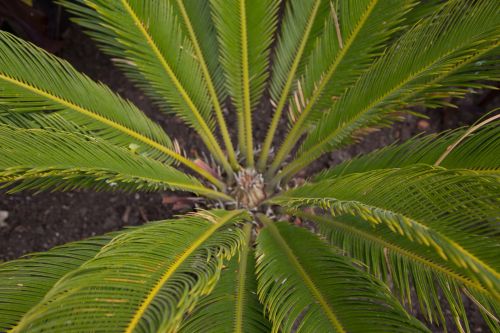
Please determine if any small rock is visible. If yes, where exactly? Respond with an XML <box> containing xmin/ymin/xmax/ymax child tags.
<box><xmin>0</xmin><ymin>210</ymin><xmax>9</xmax><ymax>228</ymax></box>
<box><xmin>417</xmin><ymin>119</ymin><xmax>430</xmax><ymax>131</ymax></box>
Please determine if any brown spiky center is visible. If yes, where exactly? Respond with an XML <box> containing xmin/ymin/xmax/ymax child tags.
<box><xmin>233</xmin><ymin>169</ymin><xmax>266</xmax><ymax>209</ymax></box>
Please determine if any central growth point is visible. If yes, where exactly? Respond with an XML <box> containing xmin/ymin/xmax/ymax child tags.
<box><xmin>233</xmin><ymin>168</ymin><xmax>266</xmax><ymax>208</ymax></box>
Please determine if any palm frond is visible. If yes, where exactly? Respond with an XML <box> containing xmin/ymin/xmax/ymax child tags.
<box><xmin>210</xmin><ymin>0</ymin><xmax>279</xmax><ymax>166</ymax></box>
<box><xmin>170</xmin><ymin>0</ymin><xmax>238</xmax><ymax>169</ymax></box>
<box><xmin>0</xmin><ymin>231</ymin><xmax>124</xmax><ymax>332</ymax></box>
<box><xmin>0</xmin><ymin>31</ymin><xmax>171</xmax><ymax>163</ymax></box>
<box><xmin>255</xmin><ymin>219</ymin><xmax>429</xmax><ymax>332</ymax></box>
<box><xmin>271</xmin><ymin>165</ymin><xmax>500</xmax><ymax>297</ymax></box>
<box><xmin>281</xmin><ymin>0</ymin><xmax>500</xmax><ymax>181</ymax></box>
<box><xmin>0</xmin><ymin>126</ymin><xmax>230</xmax><ymax>200</ymax></box>
<box><xmin>301</xmin><ymin>213</ymin><xmax>500</xmax><ymax>332</ymax></box>
<box><xmin>59</xmin><ymin>0</ymin><xmax>232</xmax><ymax>174</ymax></box>
<box><xmin>315</xmin><ymin>117</ymin><xmax>500</xmax><ymax>180</ymax></box>
<box><xmin>258</xmin><ymin>0</ymin><xmax>330</xmax><ymax>169</ymax></box>
<box><xmin>8</xmin><ymin>210</ymin><xmax>250</xmax><ymax>333</ymax></box>
<box><xmin>268</xmin><ymin>0</ymin><xmax>417</xmax><ymax>176</ymax></box>
<box><xmin>296</xmin><ymin>0</ymin><xmax>417</xmax><ymax>120</ymax></box>
<box><xmin>180</xmin><ymin>223</ymin><xmax>270</xmax><ymax>332</ymax></box>
<box><xmin>0</xmin><ymin>31</ymin><xmax>224</xmax><ymax>187</ymax></box>
<box><xmin>171</xmin><ymin>0</ymin><xmax>225</xmax><ymax>101</ymax></box>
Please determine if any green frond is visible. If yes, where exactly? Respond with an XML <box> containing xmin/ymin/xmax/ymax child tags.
<box><xmin>271</xmin><ymin>165</ymin><xmax>500</xmax><ymax>297</ymax></box>
<box><xmin>0</xmin><ymin>31</ymin><xmax>173</xmax><ymax>164</ymax></box>
<box><xmin>267</xmin><ymin>0</ymin><xmax>329</xmax><ymax>108</ymax></box>
<box><xmin>0</xmin><ymin>126</ymin><xmax>231</xmax><ymax>200</ymax></box>
<box><xmin>268</xmin><ymin>0</ymin><xmax>417</xmax><ymax>176</ymax></box>
<box><xmin>301</xmin><ymin>213</ymin><xmax>500</xmax><ymax>332</ymax></box>
<box><xmin>258</xmin><ymin>0</ymin><xmax>330</xmax><ymax>169</ymax></box>
<box><xmin>170</xmin><ymin>0</ymin><xmax>238</xmax><ymax>169</ymax></box>
<box><xmin>210</xmin><ymin>0</ymin><xmax>279</xmax><ymax>165</ymax></box>
<box><xmin>0</xmin><ymin>31</ymin><xmax>226</xmax><ymax>188</ymax></box>
<box><xmin>315</xmin><ymin>117</ymin><xmax>500</xmax><ymax>180</ymax></box>
<box><xmin>294</xmin><ymin>0</ymin><xmax>417</xmax><ymax>122</ymax></box>
<box><xmin>59</xmin><ymin>0</ymin><xmax>232</xmax><ymax>173</ymax></box>
<box><xmin>171</xmin><ymin>0</ymin><xmax>225</xmax><ymax>101</ymax></box>
<box><xmin>255</xmin><ymin>220</ymin><xmax>429</xmax><ymax>332</ymax></box>
<box><xmin>8</xmin><ymin>210</ymin><xmax>250</xmax><ymax>333</ymax></box>
<box><xmin>281</xmin><ymin>0</ymin><xmax>500</xmax><ymax>181</ymax></box>
<box><xmin>0</xmin><ymin>231</ymin><xmax>125</xmax><ymax>332</ymax></box>
<box><xmin>180</xmin><ymin>223</ymin><xmax>270</xmax><ymax>333</ymax></box>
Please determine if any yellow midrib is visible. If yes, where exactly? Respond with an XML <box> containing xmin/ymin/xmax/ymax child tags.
<box><xmin>125</xmin><ymin>210</ymin><xmax>244</xmax><ymax>333</ymax></box>
<box><xmin>120</xmin><ymin>0</ymin><xmax>232</xmax><ymax>174</ymax></box>
<box><xmin>266</xmin><ymin>222</ymin><xmax>346</xmax><ymax>332</ymax></box>
<box><xmin>0</xmin><ymin>74</ymin><xmax>173</xmax><ymax>158</ymax></box>
<box><xmin>239</xmin><ymin>0</ymin><xmax>254</xmax><ymax>166</ymax></box>
<box><xmin>234</xmin><ymin>223</ymin><xmax>252</xmax><ymax>333</ymax></box>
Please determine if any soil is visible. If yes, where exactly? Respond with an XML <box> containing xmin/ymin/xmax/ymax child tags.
<box><xmin>0</xmin><ymin>22</ymin><xmax>498</xmax><ymax>333</ymax></box>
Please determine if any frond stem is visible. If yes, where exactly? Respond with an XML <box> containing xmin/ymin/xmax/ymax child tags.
<box><xmin>435</xmin><ymin>113</ymin><xmax>500</xmax><ymax>166</ymax></box>
<box><xmin>234</xmin><ymin>222</ymin><xmax>252</xmax><ymax>333</ymax></box>
<box><xmin>239</xmin><ymin>0</ymin><xmax>255</xmax><ymax>167</ymax></box>
<box><xmin>1</xmin><ymin>166</ymin><xmax>233</xmax><ymax>201</ymax></box>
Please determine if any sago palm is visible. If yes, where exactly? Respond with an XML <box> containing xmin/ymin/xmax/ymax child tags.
<box><xmin>0</xmin><ymin>0</ymin><xmax>499</xmax><ymax>332</ymax></box>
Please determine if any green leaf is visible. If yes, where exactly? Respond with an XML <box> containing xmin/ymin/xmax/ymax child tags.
<box><xmin>8</xmin><ymin>210</ymin><xmax>250</xmax><ymax>333</ymax></box>
<box><xmin>255</xmin><ymin>220</ymin><xmax>429</xmax><ymax>332</ymax></box>
<box><xmin>0</xmin><ymin>126</ymin><xmax>230</xmax><ymax>200</ymax></box>
<box><xmin>315</xmin><ymin>117</ymin><xmax>500</xmax><ymax>180</ymax></box>
<box><xmin>294</xmin><ymin>0</ymin><xmax>417</xmax><ymax>123</ymax></box>
<box><xmin>0</xmin><ymin>30</ymin><xmax>173</xmax><ymax>164</ymax></box>
<box><xmin>180</xmin><ymin>223</ymin><xmax>270</xmax><ymax>333</ymax></box>
<box><xmin>302</xmin><ymin>213</ymin><xmax>500</xmax><ymax>332</ymax></box>
<box><xmin>0</xmin><ymin>231</ymin><xmax>124</xmax><ymax>332</ymax></box>
<box><xmin>60</xmin><ymin>0</ymin><xmax>232</xmax><ymax>173</ymax></box>
<box><xmin>268</xmin><ymin>0</ymin><xmax>329</xmax><ymax>106</ymax></box>
<box><xmin>210</xmin><ymin>0</ymin><xmax>279</xmax><ymax>165</ymax></box>
<box><xmin>271</xmin><ymin>165</ymin><xmax>500</xmax><ymax>297</ymax></box>
<box><xmin>258</xmin><ymin>0</ymin><xmax>330</xmax><ymax>169</ymax></box>
<box><xmin>268</xmin><ymin>0</ymin><xmax>417</xmax><ymax>175</ymax></box>
<box><xmin>170</xmin><ymin>0</ymin><xmax>238</xmax><ymax>169</ymax></box>
<box><xmin>283</xmin><ymin>0</ymin><xmax>500</xmax><ymax>180</ymax></box>
<box><xmin>172</xmin><ymin>0</ymin><xmax>225</xmax><ymax>101</ymax></box>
